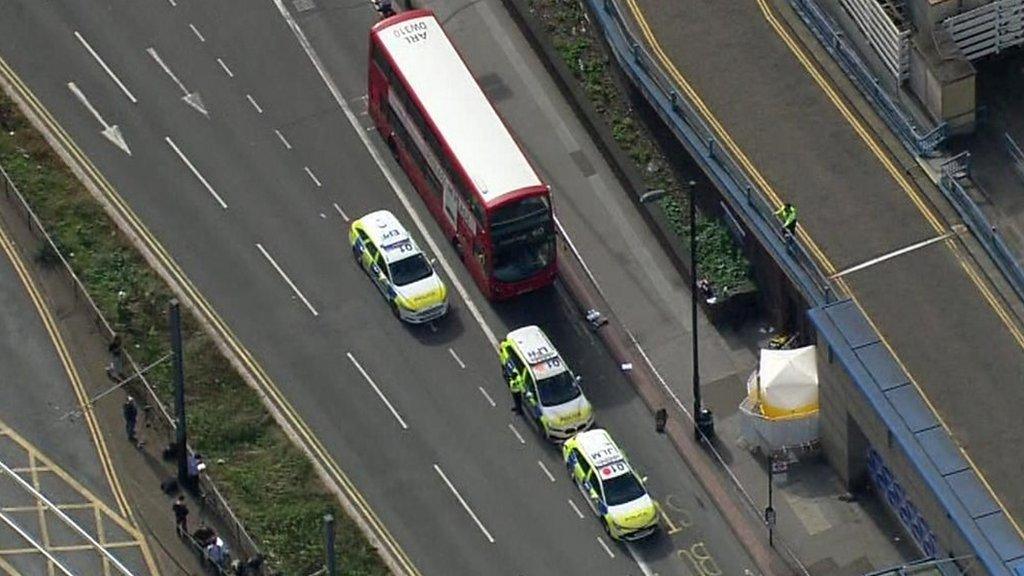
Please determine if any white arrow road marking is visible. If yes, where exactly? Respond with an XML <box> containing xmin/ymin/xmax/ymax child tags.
<box><xmin>146</xmin><ymin>47</ymin><xmax>208</xmax><ymax>116</ymax></box>
<box><xmin>433</xmin><ymin>464</ymin><xmax>495</xmax><ymax>543</ymax></box>
<box><xmin>165</xmin><ymin>137</ymin><xmax>228</xmax><ymax>209</ymax></box>
<box><xmin>67</xmin><ymin>82</ymin><xmax>130</xmax><ymax>155</ymax></box>
<box><xmin>74</xmin><ymin>32</ymin><xmax>137</xmax><ymax>104</ymax></box>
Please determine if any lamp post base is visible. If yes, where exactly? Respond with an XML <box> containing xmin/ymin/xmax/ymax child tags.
<box><xmin>695</xmin><ymin>407</ymin><xmax>714</xmax><ymax>440</ymax></box>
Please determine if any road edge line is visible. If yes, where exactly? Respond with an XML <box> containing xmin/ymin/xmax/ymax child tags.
<box><xmin>0</xmin><ymin>61</ymin><xmax>413</xmax><ymax>576</ymax></box>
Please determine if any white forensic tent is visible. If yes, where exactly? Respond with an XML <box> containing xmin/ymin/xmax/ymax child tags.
<box><xmin>740</xmin><ymin>345</ymin><xmax>820</xmax><ymax>453</ymax></box>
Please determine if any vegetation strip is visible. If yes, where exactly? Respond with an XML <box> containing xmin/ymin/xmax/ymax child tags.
<box><xmin>0</xmin><ymin>93</ymin><xmax>389</xmax><ymax>575</ymax></box>
<box><xmin>528</xmin><ymin>0</ymin><xmax>753</xmax><ymax>297</ymax></box>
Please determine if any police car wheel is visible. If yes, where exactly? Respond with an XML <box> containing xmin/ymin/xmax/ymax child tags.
<box><xmin>352</xmin><ymin>245</ymin><xmax>361</xmax><ymax>263</ymax></box>
<box><xmin>602</xmin><ymin>519</ymin><xmax>612</xmax><ymax>537</ymax></box>
<box><xmin>389</xmin><ymin>300</ymin><xmax>400</xmax><ymax>318</ymax></box>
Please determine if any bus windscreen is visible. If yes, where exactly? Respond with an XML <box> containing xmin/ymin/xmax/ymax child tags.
<box><xmin>490</xmin><ymin>196</ymin><xmax>555</xmax><ymax>283</ymax></box>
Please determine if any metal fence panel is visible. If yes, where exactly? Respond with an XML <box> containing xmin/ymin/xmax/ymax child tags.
<box><xmin>945</xmin><ymin>0</ymin><xmax>1024</xmax><ymax>60</ymax></box>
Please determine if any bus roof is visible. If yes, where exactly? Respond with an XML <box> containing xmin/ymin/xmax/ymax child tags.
<box><xmin>375</xmin><ymin>12</ymin><xmax>542</xmax><ymax>205</ymax></box>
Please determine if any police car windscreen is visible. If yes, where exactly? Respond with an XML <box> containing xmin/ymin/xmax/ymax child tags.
<box><xmin>537</xmin><ymin>371</ymin><xmax>581</xmax><ymax>406</ymax></box>
<box><xmin>391</xmin><ymin>254</ymin><xmax>433</xmax><ymax>286</ymax></box>
<box><xmin>602</xmin><ymin>472</ymin><xmax>646</xmax><ymax>506</ymax></box>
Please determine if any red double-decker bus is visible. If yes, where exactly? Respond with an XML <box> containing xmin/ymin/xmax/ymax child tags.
<box><xmin>368</xmin><ymin>10</ymin><xmax>556</xmax><ymax>300</ymax></box>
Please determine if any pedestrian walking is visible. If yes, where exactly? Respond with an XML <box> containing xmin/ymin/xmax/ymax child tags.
<box><xmin>106</xmin><ymin>334</ymin><xmax>124</xmax><ymax>382</ymax></box>
<box><xmin>774</xmin><ymin>203</ymin><xmax>798</xmax><ymax>235</ymax></box>
<box><xmin>172</xmin><ymin>495</ymin><xmax>189</xmax><ymax>537</ymax></box>
<box><xmin>122</xmin><ymin>396</ymin><xmax>138</xmax><ymax>444</ymax></box>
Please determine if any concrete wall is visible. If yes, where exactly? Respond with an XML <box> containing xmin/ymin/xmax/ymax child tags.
<box><xmin>813</xmin><ymin>331</ymin><xmax>979</xmax><ymax>570</ymax></box>
<box><xmin>908</xmin><ymin>30</ymin><xmax>976</xmax><ymax>131</ymax></box>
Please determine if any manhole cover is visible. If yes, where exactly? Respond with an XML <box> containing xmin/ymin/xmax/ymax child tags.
<box><xmin>293</xmin><ymin>0</ymin><xmax>316</xmax><ymax>11</ymax></box>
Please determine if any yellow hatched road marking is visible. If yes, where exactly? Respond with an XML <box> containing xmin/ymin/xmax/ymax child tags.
<box><xmin>29</xmin><ymin>452</ymin><xmax>54</xmax><ymax>576</ymax></box>
<box><xmin>0</xmin><ymin>423</ymin><xmax>147</xmax><ymax>557</ymax></box>
<box><xmin>0</xmin><ymin>541</ymin><xmax>142</xmax><ymax>555</ymax></box>
<box><xmin>0</xmin><ymin>554</ymin><xmax>24</xmax><ymax>576</ymax></box>
<box><xmin>0</xmin><ymin>199</ymin><xmax>132</xmax><ymax>521</ymax></box>
<box><xmin>2</xmin><ymin>503</ymin><xmax>97</xmax><ymax>513</ymax></box>
<box><xmin>623</xmin><ymin>0</ymin><xmax>1024</xmax><ymax>542</ymax></box>
<box><xmin>0</xmin><ymin>208</ymin><xmax>160</xmax><ymax>573</ymax></box>
<box><xmin>96</xmin><ymin>504</ymin><xmax>111</xmax><ymax>576</ymax></box>
<box><xmin>0</xmin><ymin>53</ymin><xmax>420</xmax><ymax>576</ymax></box>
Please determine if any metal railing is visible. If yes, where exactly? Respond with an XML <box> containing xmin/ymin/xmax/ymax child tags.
<box><xmin>789</xmin><ymin>0</ymin><xmax>948</xmax><ymax>157</ymax></box>
<box><xmin>937</xmin><ymin>152</ymin><xmax>1024</xmax><ymax>303</ymax></box>
<box><xmin>1007</xmin><ymin>132</ymin><xmax>1024</xmax><ymax>182</ymax></box>
<box><xmin>589</xmin><ymin>0</ymin><xmax>839</xmax><ymax>308</ymax></box>
<box><xmin>944</xmin><ymin>0</ymin><xmax>1024</xmax><ymax>61</ymax></box>
<box><xmin>0</xmin><ymin>163</ymin><xmax>268</xmax><ymax>575</ymax></box>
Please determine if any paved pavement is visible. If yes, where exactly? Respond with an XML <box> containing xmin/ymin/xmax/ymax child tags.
<box><xmin>0</xmin><ymin>209</ymin><xmax>160</xmax><ymax>574</ymax></box>
<box><xmin>623</xmin><ymin>0</ymin><xmax>1024</xmax><ymax>556</ymax></box>
<box><xmin>0</xmin><ymin>0</ymin><xmax>763</xmax><ymax>574</ymax></box>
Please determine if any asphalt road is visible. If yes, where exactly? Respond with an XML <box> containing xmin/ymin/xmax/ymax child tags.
<box><xmin>625</xmin><ymin>0</ymin><xmax>1024</xmax><ymax>532</ymax></box>
<box><xmin>0</xmin><ymin>0</ymin><xmax>757</xmax><ymax>574</ymax></box>
<box><xmin>0</xmin><ymin>213</ymin><xmax>153</xmax><ymax>574</ymax></box>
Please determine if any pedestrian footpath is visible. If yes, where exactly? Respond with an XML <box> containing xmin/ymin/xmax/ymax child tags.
<box><xmin>542</xmin><ymin>113</ymin><xmax>917</xmax><ymax>575</ymax></box>
<box><xmin>556</xmin><ymin>187</ymin><xmax>917</xmax><ymax>574</ymax></box>
<box><xmin>0</xmin><ymin>187</ymin><xmax>247</xmax><ymax>575</ymax></box>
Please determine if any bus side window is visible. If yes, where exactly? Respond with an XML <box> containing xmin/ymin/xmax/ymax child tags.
<box><xmin>474</xmin><ymin>237</ymin><xmax>486</xmax><ymax>269</ymax></box>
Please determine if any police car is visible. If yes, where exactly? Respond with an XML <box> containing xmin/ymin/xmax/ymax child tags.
<box><xmin>562</xmin><ymin>429</ymin><xmax>659</xmax><ymax>541</ymax></box>
<box><xmin>349</xmin><ymin>210</ymin><xmax>448</xmax><ymax>323</ymax></box>
<box><xmin>499</xmin><ymin>326</ymin><xmax>593</xmax><ymax>441</ymax></box>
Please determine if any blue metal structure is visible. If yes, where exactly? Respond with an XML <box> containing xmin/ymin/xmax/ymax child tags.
<box><xmin>587</xmin><ymin>0</ymin><xmax>838</xmax><ymax>308</ymax></box>
<box><xmin>937</xmin><ymin>152</ymin><xmax>1024</xmax><ymax>303</ymax></box>
<box><xmin>811</xmin><ymin>300</ymin><xmax>1024</xmax><ymax>575</ymax></box>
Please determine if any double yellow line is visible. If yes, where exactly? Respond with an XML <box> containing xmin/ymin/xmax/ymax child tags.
<box><xmin>0</xmin><ymin>420</ymin><xmax>151</xmax><ymax>574</ymax></box>
<box><xmin>622</xmin><ymin>0</ymin><xmax>1024</xmax><ymax>541</ymax></box>
<box><xmin>0</xmin><ymin>56</ymin><xmax>420</xmax><ymax>574</ymax></box>
<box><xmin>0</xmin><ymin>214</ymin><xmax>159</xmax><ymax>574</ymax></box>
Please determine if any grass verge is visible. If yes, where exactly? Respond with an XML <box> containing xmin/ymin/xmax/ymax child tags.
<box><xmin>529</xmin><ymin>0</ymin><xmax>754</xmax><ymax>296</ymax></box>
<box><xmin>0</xmin><ymin>91</ymin><xmax>388</xmax><ymax>575</ymax></box>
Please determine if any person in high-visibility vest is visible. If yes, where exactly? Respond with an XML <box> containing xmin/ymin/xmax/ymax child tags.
<box><xmin>499</xmin><ymin>342</ymin><xmax>525</xmax><ymax>413</ymax></box>
<box><xmin>774</xmin><ymin>203</ymin><xmax>797</xmax><ymax>234</ymax></box>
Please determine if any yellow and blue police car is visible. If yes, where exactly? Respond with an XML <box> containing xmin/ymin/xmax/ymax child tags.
<box><xmin>499</xmin><ymin>326</ymin><xmax>594</xmax><ymax>441</ymax></box>
<box><xmin>349</xmin><ymin>210</ymin><xmax>448</xmax><ymax>323</ymax></box>
<box><xmin>562</xmin><ymin>428</ymin><xmax>659</xmax><ymax>541</ymax></box>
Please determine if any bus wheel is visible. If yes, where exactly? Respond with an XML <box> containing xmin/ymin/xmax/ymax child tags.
<box><xmin>451</xmin><ymin>237</ymin><xmax>464</xmax><ymax>260</ymax></box>
<box><xmin>386</xmin><ymin>133</ymin><xmax>398</xmax><ymax>153</ymax></box>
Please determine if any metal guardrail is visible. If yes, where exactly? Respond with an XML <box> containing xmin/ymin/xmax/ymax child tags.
<box><xmin>1007</xmin><ymin>132</ymin><xmax>1024</xmax><ymax>182</ymax></box>
<box><xmin>937</xmin><ymin>152</ymin><xmax>1024</xmax><ymax>303</ymax></box>
<box><xmin>788</xmin><ymin>0</ymin><xmax>948</xmax><ymax>157</ymax></box>
<box><xmin>588</xmin><ymin>0</ymin><xmax>838</xmax><ymax>308</ymax></box>
<box><xmin>0</xmin><ymin>163</ymin><xmax>268</xmax><ymax>575</ymax></box>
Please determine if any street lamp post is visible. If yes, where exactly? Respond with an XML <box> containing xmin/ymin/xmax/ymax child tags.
<box><xmin>766</xmin><ymin>453</ymin><xmax>776</xmax><ymax>548</ymax></box>
<box><xmin>169</xmin><ymin>299</ymin><xmax>188</xmax><ymax>485</ymax></box>
<box><xmin>689</xmin><ymin>180</ymin><xmax>713</xmax><ymax>440</ymax></box>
